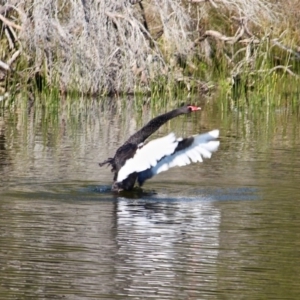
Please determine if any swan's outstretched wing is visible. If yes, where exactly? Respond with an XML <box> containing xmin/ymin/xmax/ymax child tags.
<box><xmin>137</xmin><ymin>130</ymin><xmax>220</xmax><ymax>186</ymax></box>
<box><xmin>117</xmin><ymin>133</ymin><xmax>179</xmax><ymax>183</ymax></box>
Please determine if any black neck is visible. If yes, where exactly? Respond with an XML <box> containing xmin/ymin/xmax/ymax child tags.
<box><xmin>125</xmin><ymin>108</ymin><xmax>185</xmax><ymax>145</ymax></box>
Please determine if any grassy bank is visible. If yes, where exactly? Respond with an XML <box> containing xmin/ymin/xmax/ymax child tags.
<box><xmin>0</xmin><ymin>0</ymin><xmax>299</xmax><ymax>109</ymax></box>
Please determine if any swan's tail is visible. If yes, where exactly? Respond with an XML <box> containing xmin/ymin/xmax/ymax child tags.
<box><xmin>99</xmin><ymin>157</ymin><xmax>114</xmax><ymax>168</ymax></box>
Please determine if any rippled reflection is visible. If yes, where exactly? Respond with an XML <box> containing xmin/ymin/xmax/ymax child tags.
<box><xmin>115</xmin><ymin>198</ymin><xmax>221</xmax><ymax>298</ymax></box>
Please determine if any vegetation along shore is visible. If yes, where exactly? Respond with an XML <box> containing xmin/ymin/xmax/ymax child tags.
<box><xmin>0</xmin><ymin>0</ymin><xmax>299</xmax><ymax>108</ymax></box>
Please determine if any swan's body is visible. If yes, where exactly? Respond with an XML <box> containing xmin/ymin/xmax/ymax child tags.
<box><xmin>99</xmin><ymin>105</ymin><xmax>220</xmax><ymax>191</ymax></box>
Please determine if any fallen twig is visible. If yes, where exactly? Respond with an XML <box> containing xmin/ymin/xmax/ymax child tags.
<box><xmin>0</xmin><ymin>60</ymin><xmax>10</xmax><ymax>71</ymax></box>
<box><xmin>7</xmin><ymin>50</ymin><xmax>21</xmax><ymax>66</ymax></box>
<box><xmin>202</xmin><ymin>28</ymin><xmax>244</xmax><ymax>44</ymax></box>
<box><xmin>188</xmin><ymin>0</ymin><xmax>219</xmax><ymax>8</ymax></box>
<box><xmin>268</xmin><ymin>65</ymin><xmax>300</xmax><ymax>77</ymax></box>
<box><xmin>0</xmin><ymin>13</ymin><xmax>22</xmax><ymax>30</ymax></box>
<box><xmin>249</xmin><ymin>65</ymin><xmax>299</xmax><ymax>78</ymax></box>
<box><xmin>5</xmin><ymin>27</ymin><xmax>15</xmax><ymax>49</ymax></box>
<box><xmin>271</xmin><ymin>39</ymin><xmax>300</xmax><ymax>60</ymax></box>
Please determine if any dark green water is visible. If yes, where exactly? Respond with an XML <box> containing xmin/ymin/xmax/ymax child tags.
<box><xmin>0</xmin><ymin>100</ymin><xmax>300</xmax><ymax>299</ymax></box>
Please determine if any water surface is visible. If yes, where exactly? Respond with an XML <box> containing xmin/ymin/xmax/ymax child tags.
<box><xmin>0</xmin><ymin>100</ymin><xmax>300</xmax><ymax>299</ymax></box>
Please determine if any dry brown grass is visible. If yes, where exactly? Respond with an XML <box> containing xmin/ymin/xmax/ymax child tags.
<box><xmin>0</xmin><ymin>0</ymin><xmax>299</xmax><ymax>97</ymax></box>
<box><xmin>18</xmin><ymin>0</ymin><xmax>194</xmax><ymax>95</ymax></box>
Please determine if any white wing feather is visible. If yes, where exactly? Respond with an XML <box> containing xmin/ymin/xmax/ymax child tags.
<box><xmin>117</xmin><ymin>133</ymin><xmax>178</xmax><ymax>182</ymax></box>
<box><xmin>152</xmin><ymin>130</ymin><xmax>220</xmax><ymax>175</ymax></box>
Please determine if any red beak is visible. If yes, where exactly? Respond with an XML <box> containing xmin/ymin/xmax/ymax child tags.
<box><xmin>188</xmin><ymin>105</ymin><xmax>201</xmax><ymax>111</ymax></box>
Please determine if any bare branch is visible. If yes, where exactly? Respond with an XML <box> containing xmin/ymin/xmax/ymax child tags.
<box><xmin>203</xmin><ymin>30</ymin><xmax>232</xmax><ymax>42</ymax></box>
<box><xmin>239</xmin><ymin>38</ymin><xmax>260</xmax><ymax>44</ymax></box>
<box><xmin>268</xmin><ymin>65</ymin><xmax>300</xmax><ymax>78</ymax></box>
<box><xmin>5</xmin><ymin>27</ymin><xmax>14</xmax><ymax>49</ymax></box>
<box><xmin>188</xmin><ymin>0</ymin><xmax>218</xmax><ymax>6</ymax></box>
<box><xmin>0</xmin><ymin>60</ymin><xmax>10</xmax><ymax>71</ymax></box>
<box><xmin>0</xmin><ymin>13</ymin><xmax>22</xmax><ymax>30</ymax></box>
<box><xmin>202</xmin><ymin>28</ymin><xmax>244</xmax><ymax>44</ymax></box>
<box><xmin>271</xmin><ymin>39</ymin><xmax>300</xmax><ymax>60</ymax></box>
<box><xmin>7</xmin><ymin>50</ymin><xmax>21</xmax><ymax>66</ymax></box>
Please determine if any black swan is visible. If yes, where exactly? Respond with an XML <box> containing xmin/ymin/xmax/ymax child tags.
<box><xmin>99</xmin><ymin>105</ymin><xmax>220</xmax><ymax>191</ymax></box>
